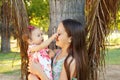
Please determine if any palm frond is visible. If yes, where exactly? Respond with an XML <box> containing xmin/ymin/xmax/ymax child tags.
<box><xmin>86</xmin><ymin>0</ymin><xmax>120</xmax><ymax>80</ymax></box>
<box><xmin>11</xmin><ymin>0</ymin><xmax>29</xmax><ymax>79</ymax></box>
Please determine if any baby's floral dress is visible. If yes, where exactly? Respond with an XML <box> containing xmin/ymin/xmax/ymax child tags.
<box><xmin>28</xmin><ymin>45</ymin><xmax>53</xmax><ymax>80</ymax></box>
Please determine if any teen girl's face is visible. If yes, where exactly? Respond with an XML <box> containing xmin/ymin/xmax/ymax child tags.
<box><xmin>31</xmin><ymin>28</ymin><xmax>44</xmax><ymax>45</ymax></box>
<box><xmin>56</xmin><ymin>23</ymin><xmax>71</xmax><ymax>48</ymax></box>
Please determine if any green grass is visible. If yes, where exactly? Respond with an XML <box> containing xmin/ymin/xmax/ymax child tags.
<box><xmin>0</xmin><ymin>52</ymin><xmax>21</xmax><ymax>75</ymax></box>
<box><xmin>105</xmin><ymin>48</ymin><xmax>120</xmax><ymax>65</ymax></box>
<box><xmin>0</xmin><ymin>48</ymin><xmax>120</xmax><ymax>75</ymax></box>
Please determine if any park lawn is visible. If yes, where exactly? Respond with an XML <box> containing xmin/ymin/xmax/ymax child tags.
<box><xmin>105</xmin><ymin>48</ymin><xmax>120</xmax><ymax>65</ymax></box>
<box><xmin>0</xmin><ymin>52</ymin><xmax>21</xmax><ymax>75</ymax></box>
<box><xmin>0</xmin><ymin>48</ymin><xmax>120</xmax><ymax>75</ymax></box>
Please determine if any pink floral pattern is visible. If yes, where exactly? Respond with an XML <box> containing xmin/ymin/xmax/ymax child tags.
<box><xmin>28</xmin><ymin>45</ymin><xmax>53</xmax><ymax>80</ymax></box>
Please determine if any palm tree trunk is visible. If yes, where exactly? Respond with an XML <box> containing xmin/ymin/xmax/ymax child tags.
<box><xmin>1</xmin><ymin>24</ymin><xmax>10</xmax><ymax>53</ymax></box>
<box><xmin>12</xmin><ymin>0</ymin><xmax>29</xmax><ymax>80</ymax></box>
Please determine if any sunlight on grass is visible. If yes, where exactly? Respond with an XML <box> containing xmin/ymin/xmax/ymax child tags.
<box><xmin>10</xmin><ymin>38</ymin><xmax>20</xmax><ymax>52</ymax></box>
<box><xmin>107</xmin><ymin>32</ymin><xmax>120</xmax><ymax>46</ymax></box>
<box><xmin>0</xmin><ymin>52</ymin><xmax>21</xmax><ymax>75</ymax></box>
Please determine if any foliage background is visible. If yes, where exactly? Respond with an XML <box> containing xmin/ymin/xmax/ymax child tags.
<box><xmin>25</xmin><ymin>0</ymin><xmax>49</xmax><ymax>33</ymax></box>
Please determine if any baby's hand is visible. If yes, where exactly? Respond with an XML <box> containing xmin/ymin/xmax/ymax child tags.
<box><xmin>51</xmin><ymin>33</ymin><xmax>58</xmax><ymax>40</ymax></box>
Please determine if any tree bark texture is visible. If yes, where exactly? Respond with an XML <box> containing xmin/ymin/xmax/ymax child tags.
<box><xmin>1</xmin><ymin>1</ymin><xmax>10</xmax><ymax>53</ymax></box>
<box><xmin>12</xmin><ymin>0</ymin><xmax>29</xmax><ymax>80</ymax></box>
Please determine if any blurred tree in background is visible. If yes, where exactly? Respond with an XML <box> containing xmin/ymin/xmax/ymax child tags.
<box><xmin>0</xmin><ymin>1</ymin><xmax>11</xmax><ymax>53</ymax></box>
<box><xmin>25</xmin><ymin>0</ymin><xmax>49</xmax><ymax>32</ymax></box>
<box><xmin>1</xmin><ymin>0</ymin><xmax>29</xmax><ymax>80</ymax></box>
<box><xmin>116</xmin><ymin>5</ymin><xmax>120</xmax><ymax>31</ymax></box>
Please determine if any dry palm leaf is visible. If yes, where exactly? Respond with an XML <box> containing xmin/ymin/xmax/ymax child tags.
<box><xmin>86</xmin><ymin>0</ymin><xmax>120</xmax><ymax>80</ymax></box>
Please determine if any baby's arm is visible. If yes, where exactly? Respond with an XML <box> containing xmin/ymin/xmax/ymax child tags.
<box><xmin>30</xmin><ymin>33</ymin><xmax>58</xmax><ymax>53</ymax></box>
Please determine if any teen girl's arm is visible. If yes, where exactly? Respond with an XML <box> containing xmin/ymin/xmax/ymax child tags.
<box><xmin>59</xmin><ymin>57</ymin><xmax>76</xmax><ymax>80</ymax></box>
<box><xmin>28</xmin><ymin>74</ymin><xmax>39</xmax><ymax>80</ymax></box>
<box><xmin>30</xmin><ymin>33</ymin><xmax>58</xmax><ymax>53</ymax></box>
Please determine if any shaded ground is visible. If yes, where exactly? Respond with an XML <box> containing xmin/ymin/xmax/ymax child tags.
<box><xmin>102</xmin><ymin>65</ymin><xmax>120</xmax><ymax>80</ymax></box>
<box><xmin>0</xmin><ymin>65</ymin><xmax>120</xmax><ymax>80</ymax></box>
<box><xmin>0</xmin><ymin>74</ymin><xmax>21</xmax><ymax>80</ymax></box>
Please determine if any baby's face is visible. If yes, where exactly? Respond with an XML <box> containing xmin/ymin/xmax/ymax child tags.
<box><xmin>31</xmin><ymin>28</ymin><xmax>44</xmax><ymax>45</ymax></box>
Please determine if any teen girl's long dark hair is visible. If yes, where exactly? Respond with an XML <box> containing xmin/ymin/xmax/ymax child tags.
<box><xmin>22</xmin><ymin>26</ymin><xmax>35</xmax><ymax>42</ymax></box>
<box><xmin>62</xmin><ymin>19</ymin><xmax>89</xmax><ymax>80</ymax></box>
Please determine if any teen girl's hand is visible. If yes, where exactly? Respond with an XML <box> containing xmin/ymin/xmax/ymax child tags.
<box><xmin>28</xmin><ymin>61</ymin><xmax>49</xmax><ymax>80</ymax></box>
<box><xmin>28</xmin><ymin>60</ymin><xmax>42</xmax><ymax>76</ymax></box>
<box><xmin>28</xmin><ymin>74</ymin><xmax>39</xmax><ymax>80</ymax></box>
